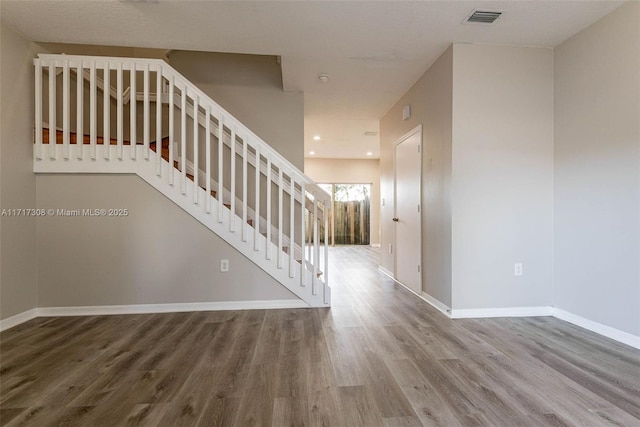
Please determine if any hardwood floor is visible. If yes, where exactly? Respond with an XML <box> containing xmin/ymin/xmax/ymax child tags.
<box><xmin>1</xmin><ymin>246</ymin><xmax>639</xmax><ymax>426</ymax></box>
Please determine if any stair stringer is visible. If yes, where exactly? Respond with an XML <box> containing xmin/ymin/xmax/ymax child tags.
<box><xmin>181</xmin><ymin>157</ymin><xmax>305</xmax><ymax>260</ymax></box>
<box><xmin>34</xmin><ymin>144</ymin><xmax>330</xmax><ymax>308</ymax></box>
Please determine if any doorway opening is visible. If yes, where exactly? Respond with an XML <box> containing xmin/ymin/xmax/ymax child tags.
<box><xmin>319</xmin><ymin>183</ymin><xmax>371</xmax><ymax>245</ymax></box>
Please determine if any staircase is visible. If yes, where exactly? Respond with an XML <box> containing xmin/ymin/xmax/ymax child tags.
<box><xmin>33</xmin><ymin>54</ymin><xmax>331</xmax><ymax>307</ymax></box>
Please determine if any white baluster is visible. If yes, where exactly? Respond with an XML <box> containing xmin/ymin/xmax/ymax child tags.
<box><xmin>76</xmin><ymin>61</ymin><xmax>83</xmax><ymax>160</ymax></box>
<box><xmin>130</xmin><ymin>62</ymin><xmax>136</xmax><ymax>159</ymax></box>
<box><xmin>266</xmin><ymin>158</ymin><xmax>272</xmax><ymax>260</ymax></box>
<box><xmin>217</xmin><ymin>115</ymin><xmax>224</xmax><ymax>223</ymax></box>
<box><xmin>324</xmin><ymin>200</ymin><xmax>330</xmax><ymax>304</ymax></box>
<box><xmin>90</xmin><ymin>62</ymin><xmax>97</xmax><ymax>159</ymax></box>
<box><xmin>193</xmin><ymin>94</ymin><xmax>199</xmax><ymax>204</ymax></box>
<box><xmin>230</xmin><ymin>126</ymin><xmax>236</xmax><ymax>232</ymax></box>
<box><xmin>313</xmin><ymin>200</ymin><xmax>319</xmax><ymax>295</ymax></box>
<box><xmin>156</xmin><ymin>66</ymin><xmax>162</xmax><ymax>176</ymax></box>
<box><xmin>289</xmin><ymin>176</ymin><xmax>295</xmax><ymax>278</ymax></box>
<box><xmin>62</xmin><ymin>61</ymin><xmax>70</xmax><ymax>159</ymax></box>
<box><xmin>48</xmin><ymin>64</ymin><xmax>56</xmax><ymax>159</ymax></box>
<box><xmin>168</xmin><ymin>75</ymin><xmax>174</xmax><ymax>185</ymax></box>
<box><xmin>300</xmin><ymin>182</ymin><xmax>306</xmax><ymax>287</ymax></box>
<box><xmin>278</xmin><ymin>167</ymin><xmax>283</xmax><ymax>268</ymax></box>
<box><xmin>242</xmin><ymin>137</ymin><xmax>248</xmax><ymax>242</ymax></box>
<box><xmin>117</xmin><ymin>63</ymin><xmax>123</xmax><ymax>159</ymax></box>
<box><xmin>143</xmin><ymin>63</ymin><xmax>150</xmax><ymax>159</ymax></box>
<box><xmin>205</xmin><ymin>105</ymin><xmax>211</xmax><ymax>213</ymax></box>
<box><xmin>103</xmin><ymin>62</ymin><xmax>110</xmax><ymax>159</ymax></box>
<box><xmin>35</xmin><ymin>59</ymin><xmax>43</xmax><ymax>160</ymax></box>
<box><xmin>180</xmin><ymin>86</ymin><xmax>187</xmax><ymax>194</ymax></box>
<box><xmin>254</xmin><ymin>145</ymin><xmax>260</xmax><ymax>250</ymax></box>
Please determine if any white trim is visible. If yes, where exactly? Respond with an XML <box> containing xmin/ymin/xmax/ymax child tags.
<box><xmin>450</xmin><ymin>306</ymin><xmax>554</xmax><ymax>319</ymax></box>
<box><xmin>0</xmin><ymin>300</ymin><xmax>307</xmax><ymax>331</ymax></box>
<box><xmin>553</xmin><ymin>308</ymin><xmax>640</xmax><ymax>350</ymax></box>
<box><xmin>421</xmin><ymin>292</ymin><xmax>452</xmax><ymax>317</ymax></box>
<box><xmin>0</xmin><ymin>309</ymin><xmax>39</xmax><ymax>332</ymax></box>
<box><xmin>37</xmin><ymin>299</ymin><xmax>307</xmax><ymax>316</ymax></box>
<box><xmin>378</xmin><ymin>265</ymin><xmax>394</xmax><ymax>279</ymax></box>
<box><xmin>371</xmin><ymin>243</ymin><xmax>381</xmax><ymax>248</ymax></box>
<box><xmin>379</xmin><ymin>266</ymin><xmax>452</xmax><ymax>318</ymax></box>
<box><xmin>372</xmin><ymin>267</ymin><xmax>639</xmax><ymax>349</ymax></box>
<box><xmin>4</xmin><ymin>303</ymin><xmax>638</xmax><ymax>350</ymax></box>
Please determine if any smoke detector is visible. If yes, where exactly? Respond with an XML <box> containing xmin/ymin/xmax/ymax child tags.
<box><xmin>318</xmin><ymin>74</ymin><xmax>329</xmax><ymax>83</ymax></box>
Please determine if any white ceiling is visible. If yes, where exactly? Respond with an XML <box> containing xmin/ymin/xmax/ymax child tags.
<box><xmin>1</xmin><ymin>0</ymin><xmax>624</xmax><ymax>159</ymax></box>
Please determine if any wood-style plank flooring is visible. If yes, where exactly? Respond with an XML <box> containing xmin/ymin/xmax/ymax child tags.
<box><xmin>1</xmin><ymin>246</ymin><xmax>639</xmax><ymax>426</ymax></box>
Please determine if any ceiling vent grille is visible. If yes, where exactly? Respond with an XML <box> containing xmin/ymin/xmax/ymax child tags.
<box><xmin>465</xmin><ymin>10</ymin><xmax>502</xmax><ymax>24</ymax></box>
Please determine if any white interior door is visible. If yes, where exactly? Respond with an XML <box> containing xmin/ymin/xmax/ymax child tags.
<box><xmin>394</xmin><ymin>126</ymin><xmax>422</xmax><ymax>294</ymax></box>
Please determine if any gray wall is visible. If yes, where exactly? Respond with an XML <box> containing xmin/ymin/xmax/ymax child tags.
<box><xmin>380</xmin><ymin>46</ymin><xmax>453</xmax><ymax>307</ymax></box>
<box><xmin>0</xmin><ymin>23</ymin><xmax>40</xmax><ymax>320</ymax></box>
<box><xmin>36</xmin><ymin>174</ymin><xmax>297</xmax><ymax>307</ymax></box>
<box><xmin>553</xmin><ymin>2</ymin><xmax>640</xmax><ymax>336</ymax></box>
<box><xmin>451</xmin><ymin>44</ymin><xmax>554</xmax><ymax>310</ymax></box>
<box><xmin>168</xmin><ymin>51</ymin><xmax>305</xmax><ymax>170</ymax></box>
<box><xmin>380</xmin><ymin>44</ymin><xmax>554</xmax><ymax>311</ymax></box>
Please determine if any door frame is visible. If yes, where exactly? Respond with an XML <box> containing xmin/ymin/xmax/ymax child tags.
<box><xmin>393</xmin><ymin>124</ymin><xmax>423</xmax><ymax>295</ymax></box>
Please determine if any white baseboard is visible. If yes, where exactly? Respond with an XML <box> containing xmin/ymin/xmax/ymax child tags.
<box><xmin>0</xmin><ymin>308</ymin><xmax>38</xmax><ymax>332</ymax></box>
<box><xmin>3</xmin><ymin>302</ymin><xmax>638</xmax><ymax>350</ymax></box>
<box><xmin>553</xmin><ymin>308</ymin><xmax>640</xmax><ymax>350</ymax></box>
<box><xmin>451</xmin><ymin>306</ymin><xmax>554</xmax><ymax>319</ymax></box>
<box><xmin>0</xmin><ymin>299</ymin><xmax>307</xmax><ymax>331</ymax></box>
<box><xmin>378</xmin><ymin>265</ymin><xmax>394</xmax><ymax>279</ymax></box>
<box><xmin>378</xmin><ymin>266</ymin><xmax>452</xmax><ymax>318</ymax></box>
<box><xmin>37</xmin><ymin>299</ymin><xmax>308</xmax><ymax>317</ymax></box>
<box><xmin>378</xmin><ymin>268</ymin><xmax>639</xmax><ymax>349</ymax></box>
<box><xmin>420</xmin><ymin>292</ymin><xmax>452</xmax><ymax>317</ymax></box>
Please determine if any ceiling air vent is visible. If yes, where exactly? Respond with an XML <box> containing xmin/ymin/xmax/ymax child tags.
<box><xmin>465</xmin><ymin>10</ymin><xmax>502</xmax><ymax>24</ymax></box>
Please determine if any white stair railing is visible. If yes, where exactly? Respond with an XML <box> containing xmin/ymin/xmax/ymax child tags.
<box><xmin>33</xmin><ymin>54</ymin><xmax>331</xmax><ymax>307</ymax></box>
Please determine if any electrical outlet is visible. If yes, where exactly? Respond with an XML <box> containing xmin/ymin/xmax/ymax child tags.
<box><xmin>388</xmin><ymin>244</ymin><xmax>393</xmax><ymax>254</ymax></box>
<box><xmin>220</xmin><ymin>259</ymin><xmax>229</xmax><ymax>272</ymax></box>
<box><xmin>514</xmin><ymin>263</ymin><xmax>523</xmax><ymax>277</ymax></box>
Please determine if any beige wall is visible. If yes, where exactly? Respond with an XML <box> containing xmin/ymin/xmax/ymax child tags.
<box><xmin>380</xmin><ymin>46</ymin><xmax>453</xmax><ymax>306</ymax></box>
<box><xmin>553</xmin><ymin>2</ymin><xmax>640</xmax><ymax>336</ymax></box>
<box><xmin>36</xmin><ymin>174</ymin><xmax>297</xmax><ymax>307</ymax></box>
<box><xmin>0</xmin><ymin>23</ymin><xmax>41</xmax><ymax>320</ymax></box>
<box><xmin>380</xmin><ymin>43</ymin><xmax>554</xmax><ymax>311</ymax></box>
<box><xmin>168</xmin><ymin>51</ymin><xmax>304</xmax><ymax>170</ymax></box>
<box><xmin>451</xmin><ymin>44</ymin><xmax>554</xmax><ymax>310</ymax></box>
<box><xmin>37</xmin><ymin>42</ymin><xmax>168</xmax><ymax>60</ymax></box>
<box><xmin>304</xmin><ymin>158</ymin><xmax>380</xmax><ymax>245</ymax></box>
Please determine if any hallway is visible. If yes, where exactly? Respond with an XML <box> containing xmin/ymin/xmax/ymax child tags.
<box><xmin>1</xmin><ymin>246</ymin><xmax>639</xmax><ymax>426</ymax></box>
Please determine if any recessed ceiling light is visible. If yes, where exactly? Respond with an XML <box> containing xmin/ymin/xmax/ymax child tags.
<box><xmin>366</xmin><ymin>152</ymin><xmax>373</xmax><ymax>156</ymax></box>
<box><xmin>313</xmin><ymin>135</ymin><xmax>321</xmax><ymax>141</ymax></box>
<box><xmin>309</xmin><ymin>151</ymin><xmax>315</xmax><ymax>155</ymax></box>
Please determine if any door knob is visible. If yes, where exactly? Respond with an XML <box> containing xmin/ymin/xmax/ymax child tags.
<box><xmin>392</xmin><ymin>217</ymin><xmax>399</xmax><ymax>222</ymax></box>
